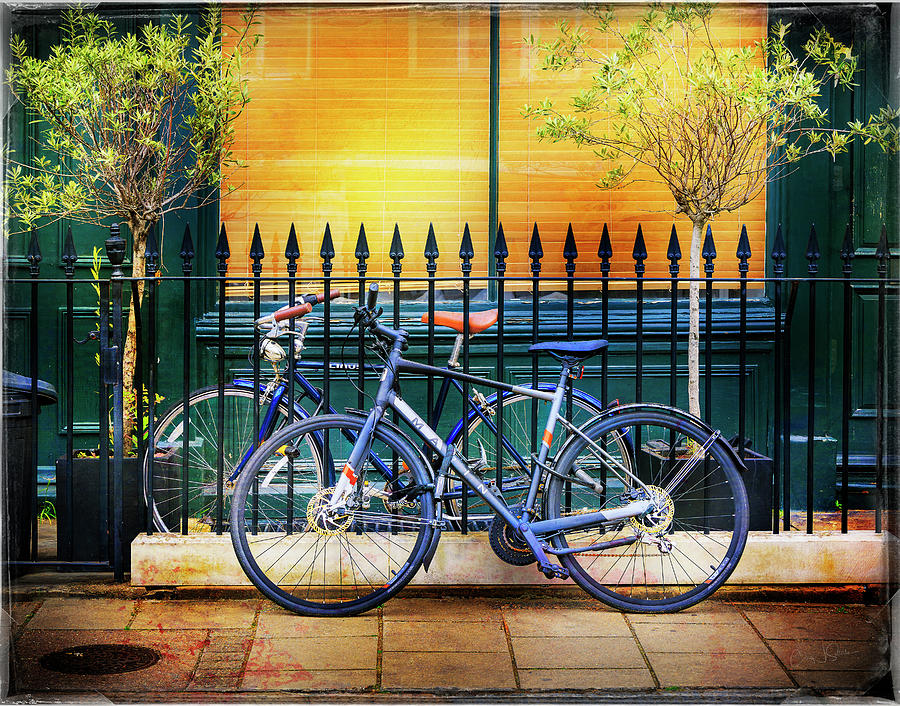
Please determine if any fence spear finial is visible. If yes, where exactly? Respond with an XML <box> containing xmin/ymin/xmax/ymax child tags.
<box><xmin>179</xmin><ymin>224</ymin><xmax>194</xmax><ymax>274</ymax></box>
<box><xmin>26</xmin><ymin>228</ymin><xmax>42</xmax><ymax>277</ymax></box>
<box><xmin>424</xmin><ymin>223</ymin><xmax>439</xmax><ymax>272</ymax></box>
<box><xmin>145</xmin><ymin>224</ymin><xmax>160</xmax><ymax>276</ymax></box>
<box><xmin>632</xmin><ymin>224</ymin><xmax>647</xmax><ymax>274</ymax></box>
<box><xmin>667</xmin><ymin>225</ymin><xmax>682</xmax><ymax>276</ymax></box>
<box><xmin>62</xmin><ymin>225</ymin><xmax>78</xmax><ymax>276</ymax></box>
<box><xmin>703</xmin><ymin>225</ymin><xmax>717</xmax><ymax>274</ymax></box>
<box><xmin>320</xmin><ymin>223</ymin><xmax>335</xmax><ymax>272</ymax></box>
<box><xmin>839</xmin><ymin>223</ymin><xmax>855</xmax><ymax>274</ymax></box>
<box><xmin>805</xmin><ymin>224</ymin><xmax>820</xmax><ymax>274</ymax></box>
<box><xmin>249</xmin><ymin>223</ymin><xmax>265</xmax><ymax>273</ymax></box>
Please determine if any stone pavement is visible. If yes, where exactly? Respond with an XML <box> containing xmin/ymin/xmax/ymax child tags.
<box><xmin>4</xmin><ymin>591</ymin><xmax>894</xmax><ymax>702</ymax></box>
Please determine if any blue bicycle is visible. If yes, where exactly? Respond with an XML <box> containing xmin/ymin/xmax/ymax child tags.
<box><xmin>143</xmin><ymin>291</ymin><xmax>622</xmax><ymax>533</ymax></box>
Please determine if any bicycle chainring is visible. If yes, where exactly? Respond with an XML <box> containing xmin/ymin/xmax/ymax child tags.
<box><xmin>489</xmin><ymin>517</ymin><xmax>536</xmax><ymax>566</ymax></box>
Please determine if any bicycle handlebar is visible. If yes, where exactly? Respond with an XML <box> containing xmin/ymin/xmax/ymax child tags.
<box><xmin>256</xmin><ymin>289</ymin><xmax>341</xmax><ymax>327</ymax></box>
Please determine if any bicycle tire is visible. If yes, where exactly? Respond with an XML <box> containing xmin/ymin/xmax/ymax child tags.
<box><xmin>143</xmin><ymin>384</ymin><xmax>312</xmax><ymax>533</ymax></box>
<box><xmin>230</xmin><ymin>414</ymin><xmax>436</xmax><ymax>617</ymax></box>
<box><xmin>444</xmin><ymin>390</ymin><xmax>626</xmax><ymax>526</ymax></box>
<box><xmin>543</xmin><ymin>409</ymin><xmax>748</xmax><ymax>612</ymax></box>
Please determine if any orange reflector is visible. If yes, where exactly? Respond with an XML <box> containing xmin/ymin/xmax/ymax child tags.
<box><xmin>342</xmin><ymin>463</ymin><xmax>357</xmax><ymax>485</ymax></box>
<box><xmin>542</xmin><ymin>430</ymin><xmax>553</xmax><ymax>447</ymax></box>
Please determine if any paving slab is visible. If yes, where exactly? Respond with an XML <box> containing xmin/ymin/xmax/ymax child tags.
<box><xmin>246</xmin><ymin>636</ymin><xmax>377</xmax><ymax>672</ymax></box>
<box><xmin>646</xmin><ymin>651</ymin><xmax>794</xmax><ymax>688</ymax></box>
<box><xmin>626</xmin><ymin>602</ymin><xmax>745</xmax><ymax>623</ymax></box>
<box><xmin>383</xmin><ymin>620</ymin><xmax>507</xmax><ymax>652</ymax></box>
<box><xmin>381</xmin><ymin>650</ymin><xmax>515</xmax><ymax>690</ymax></box>
<box><xmin>8</xmin><ymin>600</ymin><xmax>40</xmax><ymax>634</ymax></box>
<box><xmin>502</xmin><ymin>606</ymin><xmax>630</xmax><ymax>637</ymax></box>
<box><xmin>256</xmin><ymin>610</ymin><xmax>377</xmax><ymax>638</ymax></box>
<box><xmin>518</xmin><ymin>668</ymin><xmax>655</xmax><ymax>690</ymax></box>
<box><xmin>511</xmin><ymin>636</ymin><xmax>645</xmax><ymax>669</ymax></box>
<box><xmin>130</xmin><ymin>599</ymin><xmax>259</xmax><ymax>630</ymax></box>
<box><xmin>768</xmin><ymin>638</ymin><xmax>889</xmax><ymax>673</ymax></box>
<box><xmin>630</xmin><ymin>620</ymin><xmax>769</xmax><ymax>653</ymax></box>
<box><xmin>742</xmin><ymin>607</ymin><xmax>888</xmax><ymax>642</ymax></box>
<box><xmin>25</xmin><ymin>598</ymin><xmax>136</xmax><ymax>630</ymax></box>
<box><xmin>11</xmin><ymin>628</ymin><xmax>206</xmax><ymax>693</ymax></box>
<box><xmin>790</xmin><ymin>669</ymin><xmax>886</xmax><ymax>691</ymax></box>
<box><xmin>381</xmin><ymin>597</ymin><xmax>501</xmax><ymax>622</ymax></box>
<box><xmin>241</xmin><ymin>668</ymin><xmax>376</xmax><ymax>691</ymax></box>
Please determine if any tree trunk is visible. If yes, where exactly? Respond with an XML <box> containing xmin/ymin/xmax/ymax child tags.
<box><xmin>121</xmin><ymin>219</ymin><xmax>150</xmax><ymax>456</ymax></box>
<box><xmin>687</xmin><ymin>219</ymin><xmax>705</xmax><ymax>419</ymax></box>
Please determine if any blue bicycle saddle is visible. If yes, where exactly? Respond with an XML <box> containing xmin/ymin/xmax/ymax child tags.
<box><xmin>528</xmin><ymin>339</ymin><xmax>608</xmax><ymax>361</ymax></box>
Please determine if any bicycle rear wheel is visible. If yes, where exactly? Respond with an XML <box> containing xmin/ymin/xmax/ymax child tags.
<box><xmin>230</xmin><ymin>414</ymin><xmax>436</xmax><ymax>617</ymax></box>
<box><xmin>144</xmin><ymin>385</ymin><xmax>312</xmax><ymax>533</ymax></box>
<box><xmin>543</xmin><ymin>410</ymin><xmax>748</xmax><ymax>612</ymax></box>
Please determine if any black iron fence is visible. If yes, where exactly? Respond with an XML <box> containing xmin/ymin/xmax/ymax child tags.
<box><xmin>4</xmin><ymin>219</ymin><xmax>897</xmax><ymax>579</ymax></box>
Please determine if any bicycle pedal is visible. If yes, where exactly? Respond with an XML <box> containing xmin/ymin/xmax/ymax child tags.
<box><xmin>538</xmin><ymin>562</ymin><xmax>569</xmax><ymax>580</ymax></box>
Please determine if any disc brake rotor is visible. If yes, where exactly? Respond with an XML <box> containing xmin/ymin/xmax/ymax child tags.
<box><xmin>306</xmin><ymin>487</ymin><xmax>354</xmax><ymax>536</ymax></box>
<box><xmin>629</xmin><ymin>485</ymin><xmax>674</xmax><ymax>535</ymax></box>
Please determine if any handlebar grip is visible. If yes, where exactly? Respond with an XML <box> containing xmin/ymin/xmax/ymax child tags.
<box><xmin>366</xmin><ymin>283</ymin><xmax>379</xmax><ymax>310</ymax></box>
<box><xmin>273</xmin><ymin>302</ymin><xmax>313</xmax><ymax>322</ymax></box>
<box><xmin>318</xmin><ymin>289</ymin><xmax>341</xmax><ymax>303</ymax></box>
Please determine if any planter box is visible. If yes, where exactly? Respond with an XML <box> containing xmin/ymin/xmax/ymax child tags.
<box><xmin>55</xmin><ymin>455</ymin><xmax>145</xmax><ymax>566</ymax></box>
<box><xmin>636</xmin><ymin>443</ymin><xmax>773</xmax><ymax>532</ymax></box>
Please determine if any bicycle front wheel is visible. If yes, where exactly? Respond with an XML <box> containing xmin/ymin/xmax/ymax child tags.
<box><xmin>144</xmin><ymin>385</ymin><xmax>310</xmax><ymax>533</ymax></box>
<box><xmin>544</xmin><ymin>410</ymin><xmax>748</xmax><ymax>612</ymax></box>
<box><xmin>230</xmin><ymin>414</ymin><xmax>436</xmax><ymax>617</ymax></box>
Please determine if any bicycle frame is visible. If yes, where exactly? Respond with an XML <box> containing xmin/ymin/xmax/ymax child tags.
<box><xmin>329</xmin><ymin>342</ymin><xmax>653</xmax><ymax>572</ymax></box>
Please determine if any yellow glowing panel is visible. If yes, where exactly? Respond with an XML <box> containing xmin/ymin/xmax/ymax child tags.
<box><xmin>222</xmin><ymin>6</ymin><xmax>490</xmax><ymax>295</ymax></box>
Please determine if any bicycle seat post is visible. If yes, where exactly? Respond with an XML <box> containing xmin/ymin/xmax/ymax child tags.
<box><xmin>447</xmin><ymin>333</ymin><xmax>464</xmax><ymax>369</ymax></box>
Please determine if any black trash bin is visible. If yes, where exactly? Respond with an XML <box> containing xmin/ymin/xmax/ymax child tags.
<box><xmin>2</xmin><ymin>371</ymin><xmax>58</xmax><ymax>569</ymax></box>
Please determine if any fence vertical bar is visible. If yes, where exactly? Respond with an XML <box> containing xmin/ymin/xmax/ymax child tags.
<box><xmin>321</xmin><ymin>224</ymin><xmax>335</xmax><ymax>417</ymax></box>
<box><xmin>703</xmin><ymin>227</ymin><xmax>717</xmax><ymax>426</ymax></box>
<box><xmin>105</xmin><ymin>225</ymin><xmax>127</xmax><ymax>581</ymax></box>
<box><xmin>564</xmin><ymin>224</ymin><xmax>577</xmax><ymax>425</ymax></box>
<box><xmin>26</xmin><ymin>229</ymin><xmax>41</xmax><ymax>560</ymax></box>
<box><xmin>460</xmin><ymin>224</ymin><xmax>474</xmax><ymax>532</ymax></box>
<box><xmin>771</xmin><ymin>225</ymin><xmax>786</xmax><ymax>533</ymax></box>
<box><xmin>736</xmin><ymin>225</ymin><xmax>751</xmax><ymax>459</ymax></box>
<box><xmin>214</xmin><ymin>225</ymin><xmax>230</xmax><ymax>534</ymax></box>
<box><xmin>390</xmin><ymin>224</ymin><xmax>405</xmax><ymax>527</ymax></box>
<box><xmin>179</xmin><ymin>225</ymin><xmax>195</xmax><ymax>535</ymax></box>
<box><xmin>285</xmin><ymin>225</ymin><xmax>299</xmax><ymax>527</ymax></box>
<box><xmin>633</xmin><ymin>226</ymin><xmax>647</xmax><ymax>405</ymax></box>
<box><xmin>805</xmin><ymin>225</ymin><xmax>820</xmax><ymax>533</ymax></box>
<box><xmin>249</xmin><ymin>225</ymin><xmax>265</xmax><ymax>534</ymax></box>
<box><xmin>494</xmin><ymin>224</ymin><xmax>508</xmax><ymax>491</ymax></box>
<box><xmin>98</xmin><ymin>274</ymin><xmax>110</xmax><ymax>560</ymax></box>
<box><xmin>61</xmin><ymin>227</ymin><xmax>78</xmax><ymax>553</ymax></box>
<box><xmin>839</xmin><ymin>225</ymin><xmax>854</xmax><ymax>533</ymax></box>
<box><xmin>424</xmin><ymin>225</ymin><xmax>439</xmax><ymax>426</ymax></box>
<box><xmin>783</xmin><ymin>280</ymin><xmax>797</xmax><ymax>531</ymax></box>
<box><xmin>356</xmin><ymin>225</ymin><xmax>370</xmax><ymax>409</ymax></box>
<box><xmin>529</xmin><ymin>224</ymin><xmax>543</xmax><ymax>468</ymax></box>
<box><xmin>875</xmin><ymin>225</ymin><xmax>888</xmax><ymax>533</ymax></box>
<box><xmin>144</xmin><ymin>226</ymin><xmax>160</xmax><ymax>536</ymax></box>
<box><xmin>598</xmin><ymin>225</ymin><xmax>612</xmax><ymax>409</ymax></box>
<box><xmin>667</xmin><ymin>226</ymin><xmax>682</xmax><ymax>409</ymax></box>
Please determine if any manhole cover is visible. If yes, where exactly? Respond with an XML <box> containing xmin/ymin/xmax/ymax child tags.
<box><xmin>39</xmin><ymin>644</ymin><xmax>161</xmax><ymax>675</ymax></box>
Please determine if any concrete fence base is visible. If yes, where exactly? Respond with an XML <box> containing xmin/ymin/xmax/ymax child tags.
<box><xmin>131</xmin><ymin>531</ymin><xmax>894</xmax><ymax>587</ymax></box>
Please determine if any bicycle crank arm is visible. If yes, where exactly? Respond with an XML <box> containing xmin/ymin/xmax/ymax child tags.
<box><xmin>543</xmin><ymin>535</ymin><xmax>639</xmax><ymax>556</ymax></box>
<box><xmin>529</xmin><ymin>500</ymin><xmax>652</xmax><ymax>535</ymax></box>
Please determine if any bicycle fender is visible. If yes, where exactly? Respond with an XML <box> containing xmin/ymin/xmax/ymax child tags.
<box><xmin>560</xmin><ymin>402</ymin><xmax>748</xmax><ymax>474</ymax></box>
<box><xmin>421</xmin><ymin>523</ymin><xmax>442</xmax><ymax>572</ymax></box>
<box><xmin>342</xmin><ymin>408</ymin><xmax>437</xmax><ymax>483</ymax></box>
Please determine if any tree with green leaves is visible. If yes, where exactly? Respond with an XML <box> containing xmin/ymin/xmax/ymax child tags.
<box><xmin>523</xmin><ymin>3</ymin><xmax>898</xmax><ymax>419</ymax></box>
<box><xmin>7</xmin><ymin>7</ymin><xmax>258</xmax><ymax>451</ymax></box>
